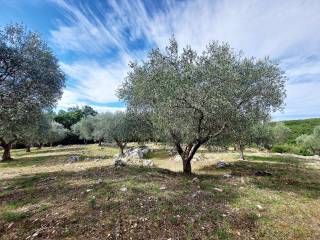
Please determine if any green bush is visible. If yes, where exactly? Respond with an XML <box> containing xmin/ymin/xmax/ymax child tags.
<box><xmin>271</xmin><ymin>145</ymin><xmax>289</xmax><ymax>153</ymax></box>
<box><xmin>271</xmin><ymin>144</ymin><xmax>313</xmax><ymax>156</ymax></box>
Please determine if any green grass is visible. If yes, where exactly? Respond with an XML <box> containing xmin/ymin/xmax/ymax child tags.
<box><xmin>1</xmin><ymin>144</ymin><xmax>320</xmax><ymax>239</ymax></box>
<box><xmin>214</xmin><ymin>227</ymin><xmax>231</xmax><ymax>240</ymax></box>
<box><xmin>2</xmin><ymin>211</ymin><xmax>29</xmax><ymax>222</ymax></box>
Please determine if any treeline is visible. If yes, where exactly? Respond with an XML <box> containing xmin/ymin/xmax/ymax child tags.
<box><xmin>271</xmin><ymin>119</ymin><xmax>320</xmax><ymax>156</ymax></box>
<box><xmin>51</xmin><ymin>106</ymin><xmax>98</xmax><ymax>145</ymax></box>
<box><xmin>280</xmin><ymin>118</ymin><xmax>320</xmax><ymax>143</ymax></box>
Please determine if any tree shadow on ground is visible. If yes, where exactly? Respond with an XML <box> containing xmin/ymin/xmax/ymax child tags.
<box><xmin>199</xmin><ymin>155</ymin><xmax>320</xmax><ymax>199</ymax></box>
<box><xmin>0</xmin><ymin>152</ymin><xmax>113</xmax><ymax>169</ymax></box>
<box><xmin>0</xmin><ymin>154</ymin><xmax>73</xmax><ymax>168</ymax></box>
<box><xmin>28</xmin><ymin>146</ymin><xmax>85</xmax><ymax>154</ymax></box>
<box><xmin>0</xmin><ymin>165</ymin><xmax>259</xmax><ymax>240</ymax></box>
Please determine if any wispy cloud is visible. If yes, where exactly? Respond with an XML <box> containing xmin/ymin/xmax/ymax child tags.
<box><xmin>51</xmin><ymin>0</ymin><xmax>320</xmax><ymax>119</ymax></box>
<box><xmin>59</xmin><ymin>58</ymin><xmax>129</xmax><ymax>103</ymax></box>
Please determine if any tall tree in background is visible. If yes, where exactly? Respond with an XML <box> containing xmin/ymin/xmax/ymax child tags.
<box><xmin>0</xmin><ymin>24</ymin><xmax>65</xmax><ymax>160</ymax></box>
<box><xmin>119</xmin><ymin>38</ymin><xmax>286</xmax><ymax>174</ymax></box>
<box><xmin>54</xmin><ymin>105</ymin><xmax>97</xmax><ymax>129</ymax></box>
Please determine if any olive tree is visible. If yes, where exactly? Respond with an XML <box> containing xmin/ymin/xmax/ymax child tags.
<box><xmin>251</xmin><ymin>123</ymin><xmax>274</xmax><ymax>150</ymax></box>
<box><xmin>18</xmin><ymin>114</ymin><xmax>51</xmax><ymax>152</ymax></box>
<box><xmin>72</xmin><ymin>113</ymin><xmax>113</xmax><ymax>146</ymax></box>
<box><xmin>296</xmin><ymin>126</ymin><xmax>320</xmax><ymax>155</ymax></box>
<box><xmin>0</xmin><ymin>24</ymin><xmax>65</xmax><ymax>160</ymax></box>
<box><xmin>46</xmin><ymin>121</ymin><xmax>69</xmax><ymax>146</ymax></box>
<box><xmin>107</xmin><ymin>112</ymin><xmax>153</xmax><ymax>155</ymax></box>
<box><xmin>92</xmin><ymin>113</ymin><xmax>113</xmax><ymax>146</ymax></box>
<box><xmin>71</xmin><ymin>116</ymin><xmax>96</xmax><ymax>143</ymax></box>
<box><xmin>272</xmin><ymin>122</ymin><xmax>291</xmax><ymax>144</ymax></box>
<box><xmin>119</xmin><ymin>38</ymin><xmax>286</xmax><ymax>174</ymax></box>
<box><xmin>231</xmin><ymin>120</ymin><xmax>274</xmax><ymax>160</ymax></box>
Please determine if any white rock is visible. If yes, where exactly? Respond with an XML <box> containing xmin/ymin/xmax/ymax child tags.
<box><xmin>222</xmin><ymin>174</ymin><xmax>232</xmax><ymax>178</ymax></box>
<box><xmin>142</xmin><ymin>159</ymin><xmax>154</xmax><ymax>167</ymax></box>
<box><xmin>213</xmin><ymin>187</ymin><xmax>223</xmax><ymax>192</ymax></box>
<box><xmin>216</xmin><ymin>161</ymin><xmax>232</xmax><ymax>168</ymax></box>
<box><xmin>191</xmin><ymin>177</ymin><xmax>200</xmax><ymax>183</ymax></box>
<box><xmin>114</xmin><ymin>158</ymin><xmax>127</xmax><ymax>167</ymax></box>
<box><xmin>256</xmin><ymin>204</ymin><xmax>263</xmax><ymax>210</ymax></box>
<box><xmin>67</xmin><ymin>155</ymin><xmax>80</xmax><ymax>163</ymax></box>
<box><xmin>140</xmin><ymin>147</ymin><xmax>150</xmax><ymax>155</ymax></box>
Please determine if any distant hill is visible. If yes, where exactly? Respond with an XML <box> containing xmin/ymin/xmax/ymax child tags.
<box><xmin>281</xmin><ymin>118</ymin><xmax>320</xmax><ymax>143</ymax></box>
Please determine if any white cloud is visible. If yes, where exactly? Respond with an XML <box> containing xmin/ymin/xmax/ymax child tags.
<box><xmin>57</xmin><ymin>89</ymin><xmax>126</xmax><ymax>113</ymax></box>
<box><xmin>59</xmin><ymin>58</ymin><xmax>129</xmax><ymax>103</ymax></box>
<box><xmin>51</xmin><ymin>0</ymin><xmax>320</xmax><ymax>119</ymax></box>
<box><xmin>57</xmin><ymin>89</ymin><xmax>79</xmax><ymax>109</ymax></box>
<box><xmin>286</xmin><ymin>59</ymin><xmax>320</xmax><ymax>79</ymax></box>
<box><xmin>273</xmin><ymin>81</ymin><xmax>320</xmax><ymax>120</ymax></box>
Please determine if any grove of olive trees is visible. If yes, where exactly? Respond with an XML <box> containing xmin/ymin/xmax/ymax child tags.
<box><xmin>72</xmin><ymin>112</ymin><xmax>153</xmax><ymax>154</ymax></box>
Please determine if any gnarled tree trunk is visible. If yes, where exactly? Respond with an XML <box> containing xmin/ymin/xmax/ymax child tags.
<box><xmin>172</xmin><ymin>124</ymin><xmax>226</xmax><ymax>174</ymax></box>
<box><xmin>175</xmin><ymin>142</ymin><xmax>202</xmax><ymax>175</ymax></box>
<box><xmin>182</xmin><ymin>158</ymin><xmax>192</xmax><ymax>174</ymax></box>
<box><xmin>38</xmin><ymin>143</ymin><xmax>43</xmax><ymax>149</ymax></box>
<box><xmin>98</xmin><ymin>139</ymin><xmax>102</xmax><ymax>146</ymax></box>
<box><xmin>1</xmin><ymin>143</ymin><xmax>12</xmax><ymax>161</ymax></box>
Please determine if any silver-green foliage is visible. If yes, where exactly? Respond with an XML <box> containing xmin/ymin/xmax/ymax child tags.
<box><xmin>0</xmin><ymin>24</ymin><xmax>65</xmax><ymax>159</ymax></box>
<box><xmin>46</xmin><ymin>121</ymin><xmax>69</xmax><ymax>146</ymax></box>
<box><xmin>296</xmin><ymin>126</ymin><xmax>320</xmax><ymax>155</ymax></box>
<box><xmin>272</xmin><ymin>122</ymin><xmax>291</xmax><ymax>144</ymax></box>
<box><xmin>71</xmin><ymin>113</ymin><xmax>113</xmax><ymax>144</ymax></box>
<box><xmin>119</xmin><ymin>38</ymin><xmax>286</xmax><ymax>173</ymax></box>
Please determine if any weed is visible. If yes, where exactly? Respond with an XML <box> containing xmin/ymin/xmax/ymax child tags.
<box><xmin>88</xmin><ymin>196</ymin><xmax>97</xmax><ymax>209</ymax></box>
<box><xmin>2</xmin><ymin>211</ymin><xmax>28</xmax><ymax>222</ymax></box>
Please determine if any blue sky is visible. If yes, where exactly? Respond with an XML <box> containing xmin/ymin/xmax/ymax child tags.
<box><xmin>1</xmin><ymin>0</ymin><xmax>320</xmax><ymax>120</ymax></box>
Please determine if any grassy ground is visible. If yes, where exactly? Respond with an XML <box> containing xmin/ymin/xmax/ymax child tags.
<box><xmin>1</xmin><ymin>144</ymin><xmax>320</xmax><ymax>239</ymax></box>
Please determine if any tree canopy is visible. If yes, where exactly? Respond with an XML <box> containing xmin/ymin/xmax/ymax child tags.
<box><xmin>272</xmin><ymin>122</ymin><xmax>291</xmax><ymax>144</ymax></box>
<box><xmin>296</xmin><ymin>126</ymin><xmax>320</xmax><ymax>155</ymax></box>
<box><xmin>54</xmin><ymin>105</ymin><xmax>97</xmax><ymax>129</ymax></box>
<box><xmin>0</xmin><ymin>23</ymin><xmax>65</xmax><ymax>160</ymax></box>
<box><xmin>119</xmin><ymin>38</ymin><xmax>286</xmax><ymax>173</ymax></box>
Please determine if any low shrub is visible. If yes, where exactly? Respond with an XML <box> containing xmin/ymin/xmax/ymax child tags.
<box><xmin>271</xmin><ymin>144</ymin><xmax>313</xmax><ymax>156</ymax></box>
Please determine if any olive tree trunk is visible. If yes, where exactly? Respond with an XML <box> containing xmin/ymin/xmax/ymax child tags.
<box><xmin>182</xmin><ymin>158</ymin><xmax>192</xmax><ymax>174</ymax></box>
<box><xmin>115</xmin><ymin>139</ymin><xmax>127</xmax><ymax>156</ymax></box>
<box><xmin>175</xmin><ymin>142</ymin><xmax>202</xmax><ymax>175</ymax></box>
<box><xmin>239</xmin><ymin>144</ymin><xmax>245</xmax><ymax>160</ymax></box>
<box><xmin>172</xmin><ymin>124</ymin><xmax>226</xmax><ymax>174</ymax></box>
<box><xmin>1</xmin><ymin>143</ymin><xmax>12</xmax><ymax>161</ymax></box>
<box><xmin>26</xmin><ymin>145</ymin><xmax>31</xmax><ymax>152</ymax></box>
